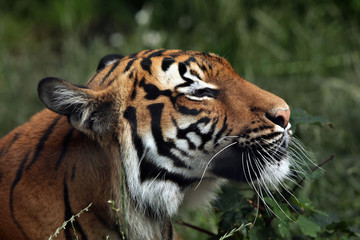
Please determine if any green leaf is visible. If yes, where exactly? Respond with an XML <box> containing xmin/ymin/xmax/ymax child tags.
<box><xmin>248</xmin><ymin>219</ymin><xmax>279</xmax><ymax>240</ymax></box>
<box><xmin>273</xmin><ymin>219</ymin><xmax>289</xmax><ymax>238</ymax></box>
<box><xmin>292</xmin><ymin>197</ymin><xmax>328</xmax><ymax>215</ymax></box>
<box><xmin>311</xmin><ymin>212</ymin><xmax>340</xmax><ymax>228</ymax></box>
<box><xmin>264</xmin><ymin>197</ymin><xmax>293</xmax><ymax>222</ymax></box>
<box><xmin>289</xmin><ymin>107</ymin><xmax>332</xmax><ymax>133</ymax></box>
<box><xmin>296</xmin><ymin>215</ymin><xmax>321</xmax><ymax>238</ymax></box>
<box><xmin>214</xmin><ymin>184</ymin><xmax>254</xmax><ymax>232</ymax></box>
<box><xmin>326</xmin><ymin>220</ymin><xmax>360</xmax><ymax>236</ymax></box>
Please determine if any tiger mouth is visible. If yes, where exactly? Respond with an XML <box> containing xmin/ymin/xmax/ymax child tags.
<box><xmin>210</xmin><ymin>134</ymin><xmax>290</xmax><ymax>183</ymax></box>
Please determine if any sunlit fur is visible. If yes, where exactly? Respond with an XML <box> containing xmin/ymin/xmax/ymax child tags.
<box><xmin>0</xmin><ymin>49</ymin><xmax>307</xmax><ymax>240</ymax></box>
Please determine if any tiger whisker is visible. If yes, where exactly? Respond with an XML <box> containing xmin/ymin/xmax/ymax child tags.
<box><xmin>214</xmin><ymin>135</ymin><xmax>240</xmax><ymax>145</ymax></box>
<box><xmin>253</xmin><ymin>152</ymin><xmax>299</xmax><ymax>215</ymax></box>
<box><xmin>254</xmin><ymin>141</ymin><xmax>302</xmax><ymax>201</ymax></box>
<box><xmin>241</xmin><ymin>152</ymin><xmax>266</xmax><ymax>224</ymax></box>
<box><xmin>244</xmin><ymin>152</ymin><xmax>281</xmax><ymax>219</ymax></box>
<box><xmin>194</xmin><ymin>142</ymin><xmax>238</xmax><ymax>190</ymax></box>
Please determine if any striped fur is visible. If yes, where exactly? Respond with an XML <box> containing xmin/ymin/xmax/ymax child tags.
<box><xmin>0</xmin><ymin>49</ymin><xmax>292</xmax><ymax>239</ymax></box>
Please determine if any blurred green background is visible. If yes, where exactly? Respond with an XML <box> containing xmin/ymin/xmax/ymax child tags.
<box><xmin>0</xmin><ymin>0</ymin><xmax>359</xmax><ymax>238</ymax></box>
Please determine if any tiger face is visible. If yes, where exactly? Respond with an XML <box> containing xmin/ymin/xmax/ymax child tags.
<box><xmin>38</xmin><ymin>49</ymin><xmax>292</xmax><ymax>220</ymax></box>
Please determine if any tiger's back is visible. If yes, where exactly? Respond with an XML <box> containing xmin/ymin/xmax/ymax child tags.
<box><xmin>0</xmin><ymin>49</ymin><xmax>292</xmax><ymax>240</ymax></box>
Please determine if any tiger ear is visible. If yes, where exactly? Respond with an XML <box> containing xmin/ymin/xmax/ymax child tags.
<box><xmin>38</xmin><ymin>77</ymin><xmax>115</xmax><ymax>135</ymax></box>
<box><xmin>97</xmin><ymin>54</ymin><xmax>124</xmax><ymax>71</ymax></box>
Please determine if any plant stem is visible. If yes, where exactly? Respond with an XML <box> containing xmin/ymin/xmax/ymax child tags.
<box><xmin>175</xmin><ymin>220</ymin><xmax>217</xmax><ymax>236</ymax></box>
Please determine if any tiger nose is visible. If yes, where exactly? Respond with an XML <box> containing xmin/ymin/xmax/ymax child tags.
<box><xmin>266</xmin><ymin>108</ymin><xmax>290</xmax><ymax>129</ymax></box>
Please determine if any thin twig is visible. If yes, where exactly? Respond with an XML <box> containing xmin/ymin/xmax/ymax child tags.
<box><xmin>175</xmin><ymin>220</ymin><xmax>217</xmax><ymax>236</ymax></box>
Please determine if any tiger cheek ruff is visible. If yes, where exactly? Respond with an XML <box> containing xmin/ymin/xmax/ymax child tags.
<box><xmin>0</xmin><ymin>49</ymin><xmax>293</xmax><ymax>240</ymax></box>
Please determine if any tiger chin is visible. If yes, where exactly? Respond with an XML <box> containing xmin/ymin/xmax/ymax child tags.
<box><xmin>0</xmin><ymin>49</ymin><xmax>293</xmax><ymax>240</ymax></box>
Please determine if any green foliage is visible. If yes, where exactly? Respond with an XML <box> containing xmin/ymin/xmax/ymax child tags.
<box><xmin>290</xmin><ymin>108</ymin><xmax>332</xmax><ymax>133</ymax></box>
<box><xmin>210</xmin><ymin>183</ymin><xmax>360</xmax><ymax>240</ymax></box>
<box><xmin>207</xmin><ymin>109</ymin><xmax>357</xmax><ymax>240</ymax></box>
<box><xmin>1</xmin><ymin>0</ymin><xmax>360</xmax><ymax>239</ymax></box>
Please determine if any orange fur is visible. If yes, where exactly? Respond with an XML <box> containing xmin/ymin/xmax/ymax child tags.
<box><xmin>0</xmin><ymin>49</ymin><xmax>290</xmax><ymax>239</ymax></box>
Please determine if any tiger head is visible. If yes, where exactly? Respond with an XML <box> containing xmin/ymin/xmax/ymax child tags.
<box><xmin>38</xmin><ymin>49</ymin><xmax>292</xmax><ymax>219</ymax></box>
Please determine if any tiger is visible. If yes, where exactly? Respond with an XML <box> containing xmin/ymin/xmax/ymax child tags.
<box><xmin>0</xmin><ymin>49</ymin><xmax>292</xmax><ymax>240</ymax></box>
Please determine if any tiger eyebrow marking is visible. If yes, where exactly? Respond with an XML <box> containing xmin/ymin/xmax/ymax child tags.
<box><xmin>175</xmin><ymin>62</ymin><xmax>195</xmax><ymax>89</ymax></box>
<box><xmin>190</xmin><ymin>69</ymin><xmax>201</xmax><ymax>80</ymax></box>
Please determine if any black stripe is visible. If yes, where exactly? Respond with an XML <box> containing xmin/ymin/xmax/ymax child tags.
<box><xmin>147</xmin><ymin>103</ymin><xmax>189</xmax><ymax>168</ymax></box>
<box><xmin>161</xmin><ymin>57</ymin><xmax>175</xmax><ymax>72</ymax></box>
<box><xmin>100</xmin><ymin>60</ymin><xmax>120</xmax><ymax>85</ymax></box>
<box><xmin>175</xmin><ymin>117</ymin><xmax>210</xmax><ymax>150</ymax></box>
<box><xmin>178</xmin><ymin>62</ymin><xmax>187</xmax><ymax>77</ymax></box>
<box><xmin>147</xmin><ymin>49</ymin><xmax>166</xmax><ymax>58</ymax></box>
<box><xmin>183</xmin><ymin>56</ymin><xmax>197</xmax><ymax>66</ymax></box>
<box><xmin>140</xmin><ymin>58</ymin><xmax>152</xmax><ymax>74</ymax></box>
<box><xmin>86</xmin><ymin>72</ymin><xmax>99</xmax><ymax>86</ymax></box>
<box><xmin>165</xmin><ymin>220</ymin><xmax>173</xmax><ymax>240</ymax></box>
<box><xmin>124</xmin><ymin>58</ymin><xmax>136</xmax><ymax>72</ymax></box>
<box><xmin>128</xmin><ymin>50</ymin><xmax>141</xmax><ymax>59</ymax></box>
<box><xmin>143</xmin><ymin>49</ymin><xmax>154</xmax><ymax>55</ymax></box>
<box><xmin>64</xmin><ymin>178</ymin><xmax>88</xmax><ymax>240</ymax></box>
<box><xmin>26</xmin><ymin>116</ymin><xmax>61</xmax><ymax>171</ymax></box>
<box><xmin>176</xmin><ymin>104</ymin><xmax>203</xmax><ymax>115</ymax></box>
<box><xmin>0</xmin><ymin>132</ymin><xmax>21</xmax><ymax>159</ymax></box>
<box><xmin>175</xmin><ymin>62</ymin><xmax>195</xmax><ymax>89</ymax></box>
<box><xmin>123</xmin><ymin>106</ymin><xmax>145</xmax><ymax>161</ymax></box>
<box><xmin>129</xmin><ymin>69</ymin><xmax>134</xmax><ymax>79</ymax></box>
<box><xmin>97</xmin><ymin>54</ymin><xmax>123</xmax><ymax>71</ymax></box>
<box><xmin>172</xmin><ymin>118</ymin><xmax>195</xmax><ymax>150</ymax></box>
<box><xmin>198</xmin><ymin>120</ymin><xmax>217</xmax><ymax>150</ymax></box>
<box><xmin>10</xmin><ymin>152</ymin><xmax>30</xmax><ymax>240</ymax></box>
<box><xmin>214</xmin><ymin>116</ymin><xmax>228</xmax><ymax>146</ymax></box>
<box><xmin>139</xmin><ymin>77</ymin><xmax>172</xmax><ymax>100</ymax></box>
<box><xmin>55</xmin><ymin>128</ymin><xmax>75</xmax><ymax>170</ymax></box>
<box><xmin>140</xmin><ymin>158</ymin><xmax>198</xmax><ymax>189</ymax></box>
<box><xmin>71</xmin><ymin>165</ymin><xmax>76</xmax><ymax>181</ymax></box>
<box><xmin>192</xmin><ymin>88</ymin><xmax>219</xmax><ymax>99</ymax></box>
<box><xmin>130</xmin><ymin>76</ymin><xmax>138</xmax><ymax>100</ymax></box>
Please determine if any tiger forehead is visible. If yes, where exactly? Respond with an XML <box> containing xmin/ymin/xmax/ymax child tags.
<box><xmin>89</xmin><ymin>49</ymin><xmax>233</xmax><ymax>89</ymax></box>
<box><xmin>121</xmin><ymin>49</ymin><xmax>230</xmax><ymax>83</ymax></box>
<box><xmin>121</xmin><ymin>49</ymin><xmax>228</xmax><ymax>75</ymax></box>
<box><xmin>122</xmin><ymin>49</ymin><xmax>225</xmax><ymax>63</ymax></box>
